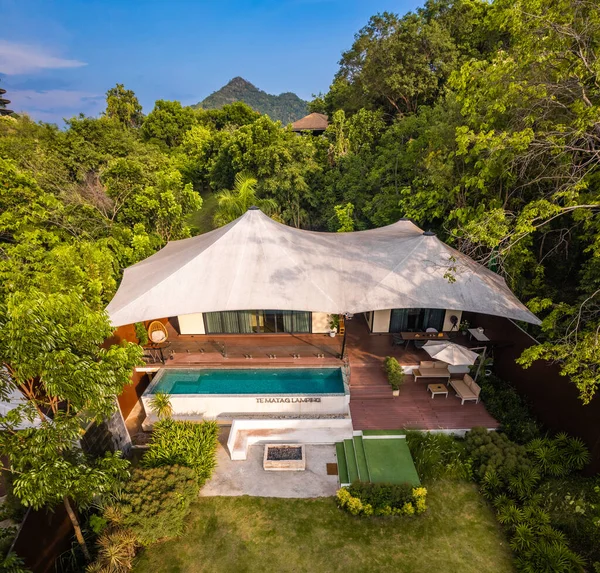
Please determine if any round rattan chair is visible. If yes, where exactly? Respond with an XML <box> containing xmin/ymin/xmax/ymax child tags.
<box><xmin>148</xmin><ymin>321</ymin><xmax>168</xmax><ymax>344</ymax></box>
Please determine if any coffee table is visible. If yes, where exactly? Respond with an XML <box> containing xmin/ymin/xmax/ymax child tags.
<box><xmin>427</xmin><ymin>383</ymin><xmax>449</xmax><ymax>399</ymax></box>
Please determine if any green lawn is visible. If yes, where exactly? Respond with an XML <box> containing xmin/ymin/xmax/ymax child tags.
<box><xmin>362</xmin><ymin>437</ymin><xmax>421</xmax><ymax>485</ymax></box>
<box><xmin>133</xmin><ymin>481</ymin><xmax>514</xmax><ymax>573</ymax></box>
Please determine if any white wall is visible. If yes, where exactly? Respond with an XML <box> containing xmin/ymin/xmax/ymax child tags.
<box><xmin>228</xmin><ymin>418</ymin><xmax>354</xmax><ymax>460</ymax></box>
<box><xmin>142</xmin><ymin>392</ymin><xmax>350</xmax><ymax>420</ymax></box>
<box><xmin>372</xmin><ymin>309</ymin><xmax>391</xmax><ymax>333</ymax></box>
<box><xmin>366</xmin><ymin>312</ymin><xmax>373</xmax><ymax>331</ymax></box>
<box><xmin>443</xmin><ymin>310</ymin><xmax>462</xmax><ymax>332</ymax></box>
<box><xmin>178</xmin><ymin>313</ymin><xmax>205</xmax><ymax>335</ymax></box>
<box><xmin>312</xmin><ymin>312</ymin><xmax>330</xmax><ymax>334</ymax></box>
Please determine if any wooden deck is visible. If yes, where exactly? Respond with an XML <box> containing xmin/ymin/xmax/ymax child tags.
<box><xmin>148</xmin><ymin>320</ymin><xmax>342</xmax><ymax>367</ymax></box>
<box><xmin>138</xmin><ymin>315</ymin><xmax>499</xmax><ymax>431</ymax></box>
<box><xmin>344</xmin><ymin>318</ymin><xmax>499</xmax><ymax>431</ymax></box>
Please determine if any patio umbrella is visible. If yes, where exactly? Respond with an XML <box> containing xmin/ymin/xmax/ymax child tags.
<box><xmin>422</xmin><ymin>340</ymin><xmax>479</xmax><ymax>365</ymax></box>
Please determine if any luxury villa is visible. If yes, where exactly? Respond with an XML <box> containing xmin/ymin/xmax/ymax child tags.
<box><xmin>106</xmin><ymin>207</ymin><xmax>540</xmax><ymax>464</ymax></box>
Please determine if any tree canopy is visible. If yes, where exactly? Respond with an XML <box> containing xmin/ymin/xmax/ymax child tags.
<box><xmin>1</xmin><ymin>0</ymin><xmax>599</xmax><ymax>427</ymax></box>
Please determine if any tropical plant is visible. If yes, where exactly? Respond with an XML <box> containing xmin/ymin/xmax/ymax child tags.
<box><xmin>478</xmin><ymin>374</ymin><xmax>541</xmax><ymax>444</ymax></box>
<box><xmin>134</xmin><ymin>322</ymin><xmax>148</xmax><ymax>346</ymax></box>
<box><xmin>86</xmin><ymin>529</ymin><xmax>138</xmax><ymax>573</ymax></box>
<box><xmin>142</xmin><ymin>419</ymin><xmax>219</xmax><ymax>485</ymax></box>
<box><xmin>405</xmin><ymin>431</ymin><xmax>471</xmax><ymax>481</ymax></box>
<box><xmin>0</xmin><ymin>552</ymin><xmax>31</xmax><ymax>573</ymax></box>
<box><xmin>0</xmin><ymin>291</ymin><xmax>142</xmax><ymax>561</ymax></box>
<box><xmin>149</xmin><ymin>391</ymin><xmax>173</xmax><ymax>420</ymax></box>
<box><xmin>383</xmin><ymin>356</ymin><xmax>405</xmax><ymax>391</ymax></box>
<box><xmin>104</xmin><ymin>465</ymin><xmax>198</xmax><ymax>545</ymax></box>
<box><xmin>213</xmin><ymin>173</ymin><xmax>278</xmax><ymax>227</ymax></box>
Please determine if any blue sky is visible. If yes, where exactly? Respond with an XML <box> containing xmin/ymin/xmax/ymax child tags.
<box><xmin>0</xmin><ymin>0</ymin><xmax>420</xmax><ymax>125</ymax></box>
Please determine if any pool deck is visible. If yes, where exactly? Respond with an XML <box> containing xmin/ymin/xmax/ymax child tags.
<box><xmin>125</xmin><ymin>315</ymin><xmax>499</xmax><ymax>435</ymax></box>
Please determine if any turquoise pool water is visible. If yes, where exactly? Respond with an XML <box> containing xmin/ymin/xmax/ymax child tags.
<box><xmin>150</xmin><ymin>368</ymin><xmax>344</xmax><ymax>395</ymax></box>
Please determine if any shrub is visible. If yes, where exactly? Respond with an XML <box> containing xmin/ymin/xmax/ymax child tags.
<box><xmin>478</xmin><ymin>374</ymin><xmax>540</xmax><ymax>443</ymax></box>
<box><xmin>337</xmin><ymin>481</ymin><xmax>427</xmax><ymax>517</ymax></box>
<box><xmin>142</xmin><ymin>419</ymin><xmax>219</xmax><ymax>485</ymax></box>
<box><xmin>405</xmin><ymin>431</ymin><xmax>472</xmax><ymax>481</ymax></box>
<box><xmin>134</xmin><ymin>322</ymin><xmax>148</xmax><ymax>346</ymax></box>
<box><xmin>527</xmin><ymin>433</ymin><xmax>590</xmax><ymax>477</ymax></box>
<box><xmin>0</xmin><ymin>553</ymin><xmax>30</xmax><ymax>573</ymax></box>
<box><xmin>383</xmin><ymin>356</ymin><xmax>404</xmax><ymax>390</ymax></box>
<box><xmin>466</xmin><ymin>428</ymin><xmax>591</xmax><ymax>571</ymax></box>
<box><xmin>86</xmin><ymin>529</ymin><xmax>137</xmax><ymax>573</ymax></box>
<box><xmin>149</xmin><ymin>391</ymin><xmax>173</xmax><ymax>420</ymax></box>
<box><xmin>105</xmin><ymin>465</ymin><xmax>198</xmax><ymax>545</ymax></box>
<box><xmin>537</xmin><ymin>476</ymin><xmax>600</xmax><ymax>566</ymax></box>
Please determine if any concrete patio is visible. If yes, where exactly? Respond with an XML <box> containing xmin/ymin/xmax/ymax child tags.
<box><xmin>201</xmin><ymin>430</ymin><xmax>339</xmax><ymax>498</ymax></box>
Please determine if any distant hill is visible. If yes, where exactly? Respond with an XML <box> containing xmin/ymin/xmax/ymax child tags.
<box><xmin>193</xmin><ymin>77</ymin><xmax>308</xmax><ymax>125</ymax></box>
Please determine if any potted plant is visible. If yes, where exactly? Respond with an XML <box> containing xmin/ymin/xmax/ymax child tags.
<box><xmin>384</xmin><ymin>356</ymin><xmax>405</xmax><ymax>396</ymax></box>
<box><xmin>329</xmin><ymin>314</ymin><xmax>340</xmax><ymax>337</ymax></box>
<box><xmin>459</xmin><ymin>319</ymin><xmax>470</xmax><ymax>335</ymax></box>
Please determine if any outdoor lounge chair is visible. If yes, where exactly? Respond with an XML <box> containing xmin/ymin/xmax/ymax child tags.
<box><xmin>148</xmin><ymin>321</ymin><xmax>168</xmax><ymax>344</ymax></box>
<box><xmin>449</xmin><ymin>374</ymin><xmax>481</xmax><ymax>404</ymax></box>
<box><xmin>412</xmin><ymin>361</ymin><xmax>451</xmax><ymax>381</ymax></box>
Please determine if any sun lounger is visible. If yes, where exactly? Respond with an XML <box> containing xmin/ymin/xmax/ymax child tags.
<box><xmin>449</xmin><ymin>374</ymin><xmax>481</xmax><ymax>404</ymax></box>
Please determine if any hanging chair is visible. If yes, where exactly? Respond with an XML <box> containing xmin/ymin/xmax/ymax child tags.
<box><xmin>148</xmin><ymin>321</ymin><xmax>168</xmax><ymax>344</ymax></box>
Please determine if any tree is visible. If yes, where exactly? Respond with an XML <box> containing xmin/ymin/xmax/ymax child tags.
<box><xmin>0</xmin><ymin>291</ymin><xmax>143</xmax><ymax>560</ymax></box>
<box><xmin>334</xmin><ymin>203</ymin><xmax>355</xmax><ymax>232</ymax></box>
<box><xmin>331</xmin><ymin>11</ymin><xmax>457</xmax><ymax>117</ymax></box>
<box><xmin>141</xmin><ymin>100</ymin><xmax>197</xmax><ymax>147</ymax></box>
<box><xmin>213</xmin><ymin>173</ymin><xmax>277</xmax><ymax>227</ymax></box>
<box><xmin>104</xmin><ymin>84</ymin><xmax>144</xmax><ymax>128</ymax></box>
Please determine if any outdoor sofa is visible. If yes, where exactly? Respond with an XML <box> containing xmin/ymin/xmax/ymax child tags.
<box><xmin>449</xmin><ymin>374</ymin><xmax>481</xmax><ymax>405</ymax></box>
<box><xmin>412</xmin><ymin>361</ymin><xmax>451</xmax><ymax>381</ymax></box>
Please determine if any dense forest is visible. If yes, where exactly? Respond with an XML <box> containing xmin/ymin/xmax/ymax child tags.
<box><xmin>0</xmin><ymin>0</ymin><xmax>599</xmax><ymax>411</ymax></box>
<box><xmin>193</xmin><ymin>76</ymin><xmax>308</xmax><ymax>124</ymax></box>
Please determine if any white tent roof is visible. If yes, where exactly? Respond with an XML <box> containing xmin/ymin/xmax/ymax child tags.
<box><xmin>106</xmin><ymin>208</ymin><xmax>540</xmax><ymax>327</ymax></box>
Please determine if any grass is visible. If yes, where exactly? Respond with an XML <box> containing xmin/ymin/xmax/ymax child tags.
<box><xmin>132</xmin><ymin>481</ymin><xmax>514</xmax><ymax>573</ymax></box>
<box><xmin>363</xmin><ymin>437</ymin><xmax>420</xmax><ymax>486</ymax></box>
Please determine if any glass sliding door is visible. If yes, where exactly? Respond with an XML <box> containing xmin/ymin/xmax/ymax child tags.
<box><xmin>422</xmin><ymin>308</ymin><xmax>444</xmax><ymax>331</ymax></box>
<box><xmin>293</xmin><ymin>311</ymin><xmax>311</xmax><ymax>333</ymax></box>
<box><xmin>390</xmin><ymin>309</ymin><xmax>408</xmax><ymax>333</ymax></box>
<box><xmin>204</xmin><ymin>310</ymin><xmax>312</xmax><ymax>334</ymax></box>
<box><xmin>204</xmin><ymin>312</ymin><xmax>223</xmax><ymax>333</ymax></box>
<box><xmin>389</xmin><ymin>308</ymin><xmax>446</xmax><ymax>333</ymax></box>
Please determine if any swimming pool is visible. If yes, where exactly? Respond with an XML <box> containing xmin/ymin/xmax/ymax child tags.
<box><xmin>149</xmin><ymin>367</ymin><xmax>345</xmax><ymax>395</ymax></box>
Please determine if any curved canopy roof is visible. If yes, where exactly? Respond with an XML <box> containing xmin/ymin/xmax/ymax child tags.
<box><xmin>106</xmin><ymin>208</ymin><xmax>540</xmax><ymax>327</ymax></box>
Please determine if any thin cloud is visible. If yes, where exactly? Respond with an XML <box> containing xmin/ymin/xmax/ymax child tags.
<box><xmin>11</xmin><ymin>89</ymin><xmax>102</xmax><ymax>110</ymax></box>
<box><xmin>10</xmin><ymin>89</ymin><xmax>104</xmax><ymax>124</ymax></box>
<box><xmin>0</xmin><ymin>40</ymin><xmax>86</xmax><ymax>75</ymax></box>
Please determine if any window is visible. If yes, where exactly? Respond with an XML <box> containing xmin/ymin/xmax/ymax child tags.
<box><xmin>389</xmin><ymin>308</ymin><xmax>445</xmax><ymax>333</ymax></box>
<box><xmin>204</xmin><ymin>310</ymin><xmax>312</xmax><ymax>334</ymax></box>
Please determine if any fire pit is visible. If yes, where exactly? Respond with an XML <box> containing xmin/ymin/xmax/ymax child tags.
<box><xmin>263</xmin><ymin>444</ymin><xmax>306</xmax><ymax>471</ymax></box>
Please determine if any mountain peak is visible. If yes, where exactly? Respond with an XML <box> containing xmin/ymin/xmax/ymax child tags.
<box><xmin>193</xmin><ymin>77</ymin><xmax>308</xmax><ymax>124</ymax></box>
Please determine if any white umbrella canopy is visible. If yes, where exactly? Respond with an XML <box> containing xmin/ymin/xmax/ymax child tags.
<box><xmin>423</xmin><ymin>341</ymin><xmax>479</xmax><ymax>366</ymax></box>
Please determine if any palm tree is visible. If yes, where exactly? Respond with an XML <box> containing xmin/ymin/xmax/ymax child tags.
<box><xmin>149</xmin><ymin>391</ymin><xmax>173</xmax><ymax>420</ymax></box>
<box><xmin>213</xmin><ymin>173</ymin><xmax>278</xmax><ymax>227</ymax></box>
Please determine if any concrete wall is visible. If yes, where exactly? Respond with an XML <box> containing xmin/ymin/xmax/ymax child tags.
<box><xmin>311</xmin><ymin>312</ymin><xmax>330</xmax><ymax>333</ymax></box>
<box><xmin>443</xmin><ymin>310</ymin><xmax>462</xmax><ymax>332</ymax></box>
<box><xmin>372</xmin><ymin>309</ymin><xmax>391</xmax><ymax>333</ymax></box>
<box><xmin>227</xmin><ymin>418</ymin><xmax>354</xmax><ymax>460</ymax></box>
<box><xmin>178</xmin><ymin>312</ymin><xmax>205</xmax><ymax>335</ymax></box>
